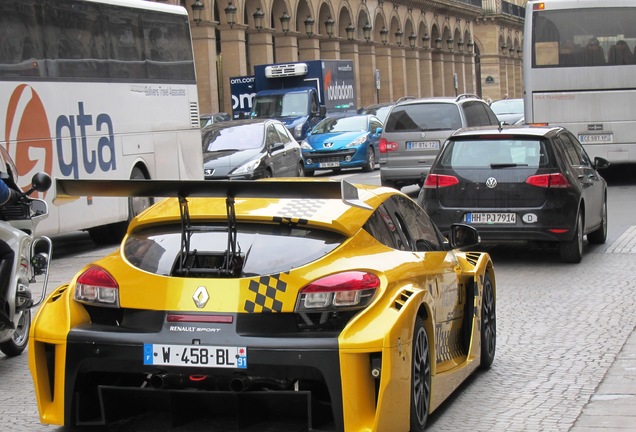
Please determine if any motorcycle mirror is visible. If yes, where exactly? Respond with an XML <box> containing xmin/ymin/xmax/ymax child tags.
<box><xmin>30</xmin><ymin>172</ymin><xmax>52</xmax><ymax>193</ymax></box>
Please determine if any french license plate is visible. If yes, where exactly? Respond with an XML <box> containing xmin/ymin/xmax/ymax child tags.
<box><xmin>466</xmin><ymin>212</ymin><xmax>516</xmax><ymax>224</ymax></box>
<box><xmin>319</xmin><ymin>161</ymin><xmax>340</xmax><ymax>168</ymax></box>
<box><xmin>407</xmin><ymin>141</ymin><xmax>440</xmax><ymax>150</ymax></box>
<box><xmin>578</xmin><ymin>133</ymin><xmax>613</xmax><ymax>144</ymax></box>
<box><xmin>143</xmin><ymin>343</ymin><xmax>247</xmax><ymax>368</ymax></box>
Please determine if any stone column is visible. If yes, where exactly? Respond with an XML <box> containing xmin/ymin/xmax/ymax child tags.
<box><xmin>191</xmin><ymin>24</ymin><xmax>219</xmax><ymax>114</ymax></box>
<box><xmin>405</xmin><ymin>48</ymin><xmax>421</xmax><ymax>98</ymax></box>
<box><xmin>456</xmin><ymin>52</ymin><xmax>467</xmax><ymax>94</ymax></box>
<box><xmin>298</xmin><ymin>37</ymin><xmax>321</xmax><ymax>61</ymax></box>
<box><xmin>220</xmin><ymin>26</ymin><xmax>249</xmax><ymax>114</ymax></box>
<box><xmin>375</xmin><ymin>44</ymin><xmax>393</xmax><ymax>102</ymax></box>
<box><xmin>320</xmin><ymin>39</ymin><xmax>341</xmax><ymax>60</ymax></box>
<box><xmin>420</xmin><ymin>49</ymin><xmax>434</xmax><ymax>97</ymax></box>
<box><xmin>274</xmin><ymin>33</ymin><xmax>299</xmax><ymax>63</ymax></box>
<box><xmin>340</xmin><ymin>42</ymin><xmax>361</xmax><ymax>110</ymax></box>
<box><xmin>248</xmin><ymin>31</ymin><xmax>274</xmax><ymax>74</ymax></box>
<box><xmin>444</xmin><ymin>52</ymin><xmax>457</xmax><ymax>96</ymax></box>
<box><xmin>391</xmin><ymin>46</ymin><xmax>407</xmax><ymax>98</ymax></box>
<box><xmin>358</xmin><ymin>43</ymin><xmax>378</xmax><ymax>107</ymax></box>
<box><xmin>431</xmin><ymin>50</ymin><xmax>445</xmax><ymax>96</ymax></box>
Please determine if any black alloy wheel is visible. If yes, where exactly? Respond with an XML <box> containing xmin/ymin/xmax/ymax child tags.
<box><xmin>480</xmin><ymin>273</ymin><xmax>496</xmax><ymax>369</ymax></box>
<box><xmin>410</xmin><ymin>316</ymin><xmax>431</xmax><ymax>432</ymax></box>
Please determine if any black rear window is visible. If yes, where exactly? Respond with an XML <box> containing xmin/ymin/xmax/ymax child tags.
<box><xmin>124</xmin><ymin>223</ymin><xmax>345</xmax><ymax>277</ymax></box>
<box><xmin>439</xmin><ymin>137</ymin><xmax>551</xmax><ymax>168</ymax></box>
<box><xmin>384</xmin><ymin>103</ymin><xmax>461</xmax><ymax>132</ymax></box>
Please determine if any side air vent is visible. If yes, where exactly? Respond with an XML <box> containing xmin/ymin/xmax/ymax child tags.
<box><xmin>465</xmin><ymin>252</ymin><xmax>481</xmax><ymax>266</ymax></box>
<box><xmin>393</xmin><ymin>288</ymin><xmax>415</xmax><ymax>311</ymax></box>
<box><xmin>190</xmin><ymin>102</ymin><xmax>199</xmax><ymax>128</ymax></box>
<box><xmin>49</xmin><ymin>287</ymin><xmax>68</xmax><ymax>303</ymax></box>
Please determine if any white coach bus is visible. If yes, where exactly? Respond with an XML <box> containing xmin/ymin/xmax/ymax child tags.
<box><xmin>0</xmin><ymin>0</ymin><xmax>203</xmax><ymax>243</ymax></box>
<box><xmin>523</xmin><ymin>0</ymin><xmax>636</xmax><ymax>164</ymax></box>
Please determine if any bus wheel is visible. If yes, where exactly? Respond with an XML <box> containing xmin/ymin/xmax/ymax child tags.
<box><xmin>88</xmin><ymin>167</ymin><xmax>152</xmax><ymax>245</ymax></box>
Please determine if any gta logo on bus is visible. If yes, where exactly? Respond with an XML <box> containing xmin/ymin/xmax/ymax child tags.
<box><xmin>5</xmin><ymin>85</ymin><xmax>117</xmax><ymax>185</ymax></box>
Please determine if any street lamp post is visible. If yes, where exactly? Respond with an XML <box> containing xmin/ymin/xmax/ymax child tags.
<box><xmin>280</xmin><ymin>11</ymin><xmax>291</xmax><ymax>35</ymax></box>
<box><xmin>224</xmin><ymin>2</ymin><xmax>236</xmax><ymax>29</ymax></box>
<box><xmin>191</xmin><ymin>0</ymin><xmax>204</xmax><ymax>26</ymax></box>
<box><xmin>253</xmin><ymin>8</ymin><xmax>264</xmax><ymax>32</ymax></box>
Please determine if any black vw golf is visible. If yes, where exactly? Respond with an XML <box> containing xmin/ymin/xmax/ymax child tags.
<box><xmin>418</xmin><ymin>125</ymin><xmax>609</xmax><ymax>263</ymax></box>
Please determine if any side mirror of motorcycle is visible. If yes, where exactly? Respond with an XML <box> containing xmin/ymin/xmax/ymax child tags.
<box><xmin>26</xmin><ymin>172</ymin><xmax>52</xmax><ymax>195</ymax></box>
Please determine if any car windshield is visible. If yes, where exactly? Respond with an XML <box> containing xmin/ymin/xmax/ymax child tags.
<box><xmin>385</xmin><ymin>103</ymin><xmax>461</xmax><ymax>132</ymax></box>
<box><xmin>490</xmin><ymin>99</ymin><xmax>524</xmax><ymax>115</ymax></box>
<box><xmin>251</xmin><ymin>92</ymin><xmax>309</xmax><ymax>118</ymax></box>
<box><xmin>312</xmin><ymin>116</ymin><xmax>367</xmax><ymax>134</ymax></box>
<box><xmin>202</xmin><ymin>123</ymin><xmax>263</xmax><ymax>151</ymax></box>
<box><xmin>124</xmin><ymin>223</ymin><xmax>345</xmax><ymax>277</ymax></box>
<box><xmin>440</xmin><ymin>138</ymin><xmax>549</xmax><ymax>168</ymax></box>
<box><xmin>363</xmin><ymin>105</ymin><xmax>392</xmax><ymax>123</ymax></box>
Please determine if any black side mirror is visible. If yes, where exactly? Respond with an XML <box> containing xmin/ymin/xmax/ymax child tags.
<box><xmin>593</xmin><ymin>156</ymin><xmax>610</xmax><ymax>170</ymax></box>
<box><xmin>448</xmin><ymin>224</ymin><xmax>480</xmax><ymax>249</ymax></box>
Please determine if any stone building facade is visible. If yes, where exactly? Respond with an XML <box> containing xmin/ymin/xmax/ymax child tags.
<box><xmin>167</xmin><ymin>0</ymin><xmax>525</xmax><ymax>115</ymax></box>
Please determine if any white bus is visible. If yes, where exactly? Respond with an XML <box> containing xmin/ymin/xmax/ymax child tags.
<box><xmin>0</xmin><ymin>0</ymin><xmax>203</xmax><ymax>244</ymax></box>
<box><xmin>523</xmin><ymin>0</ymin><xmax>636</xmax><ymax>164</ymax></box>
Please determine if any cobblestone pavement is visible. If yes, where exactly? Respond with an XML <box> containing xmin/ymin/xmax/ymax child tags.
<box><xmin>1</xmin><ymin>180</ymin><xmax>636</xmax><ymax>431</ymax></box>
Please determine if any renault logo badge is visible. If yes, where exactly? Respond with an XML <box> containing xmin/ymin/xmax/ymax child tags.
<box><xmin>485</xmin><ymin>177</ymin><xmax>498</xmax><ymax>188</ymax></box>
<box><xmin>193</xmin><ymin>286</ymin><xmax>210</xmax><ymax>308</ymax></box>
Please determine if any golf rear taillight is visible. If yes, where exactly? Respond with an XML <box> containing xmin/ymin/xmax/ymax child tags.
<box><xmin>526</xmin><ymin>173</ymin><xmax>570</xmax><ymax>188</ymax></box>
<box><xmin>423</xmin><ymin>174</ymin><xmax>459</xmax><ymax>188</ymax></box>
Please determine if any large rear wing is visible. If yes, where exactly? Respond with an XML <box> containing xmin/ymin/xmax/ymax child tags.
<box><xmin>54</xmin><ymin>179</ymin><xmax>372</xmax><ymax>210</ymax></box>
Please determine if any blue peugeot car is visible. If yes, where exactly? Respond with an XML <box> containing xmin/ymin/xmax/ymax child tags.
<box><xmin>301</xmin><ymin>114</ymin><xmax>383</xmax><ymax>176</ymax></box>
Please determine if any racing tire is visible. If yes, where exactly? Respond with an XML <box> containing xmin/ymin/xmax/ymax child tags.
<box><xmin>587</xmin><ymin>198</ymin><xmax>607</xmax><ymax>245</ymax></box>
<box><xmin>480</xmin><ymin>273</ymin><xmax>496</xmax><ymax>370</ymax></box>
<box><xmin>89</xmin><ymin>167</ymin><xmax>153</xmax><ymax>245</ymax></box>
<box><xmin>560</xmin><ymin>211</ymin><xmax>583</xmax><ymax>263</ymax></box>
<box><xmin>410</xmin><ymin>316</ymin><xmax>431</xmax><ymax>432</ymax></box>
<box><xmin>362</xmin><ymin>147</ymin><xmax>376</xmax><ymax>172</ymax></box>
<box><xmin>0</xmin><ymin>309</ymin><xmax>30</xmax><ymax>357</ymax></box>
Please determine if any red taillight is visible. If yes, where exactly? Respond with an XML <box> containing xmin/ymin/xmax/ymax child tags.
<box><xmin>526</xmin><ymin>173</ymin><xmax>570</xmax><ymax>188</ymax></box>
<box><xmin>75</xmin><ymin>266</ymin><xmax>119</xmax><ymax>307</ymax></box>
<box><xmin>296</xmin><ymin>271</ymin><xmax>380</xmax><ymax>311</ymax></box>
<box><xmin>423</xmin><ymin>173</ymin><xmax>459</xmax><ymax>189</ymax></box>
<box><xmin>379</xmin><ymin>138</ymin><xmax>399</xmax><ymax>153</ymax></box>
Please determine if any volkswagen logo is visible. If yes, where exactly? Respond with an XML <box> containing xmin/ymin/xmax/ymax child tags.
<box><xmin>324</xmin><ymin>142</ymin><xmax>334</xmax><ymax>148</ymax></box>
<box><xmin>485</xmin><ymin>177</ymin><xmax>498</xmax><ymax>188</ymax></box>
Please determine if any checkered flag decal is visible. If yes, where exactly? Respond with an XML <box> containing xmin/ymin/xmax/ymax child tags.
<box><xmin>273</xmin><ymin>199</ymin><xmax>327</xmax><ymax>224</ymax></box>
<box><xmin>244</xmin><ymin>272</ymin><xmax>289</xmax><ymax>313</ymax></box>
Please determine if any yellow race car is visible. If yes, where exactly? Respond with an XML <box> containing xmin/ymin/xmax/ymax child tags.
<box><xmin>29</xmin><ymin>178</ymin><xmax>496</xmax><ymax>431</ymax></box>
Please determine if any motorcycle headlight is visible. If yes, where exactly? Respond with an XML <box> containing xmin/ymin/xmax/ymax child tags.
<box><xmin>346</xmin><ymin>134</ymin><xmax>368</xmax><ymax>147</ymax></box>
<box><xmin>232</xmin><ymin>158</ymin><xmax>261</xmax><ymax>175</ymax></box>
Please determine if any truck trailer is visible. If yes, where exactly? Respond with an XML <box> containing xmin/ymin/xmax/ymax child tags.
<box><xmin>249</xmin><ymin>60</ymin><xmax>356</xmax><ymax>141</ymax></box>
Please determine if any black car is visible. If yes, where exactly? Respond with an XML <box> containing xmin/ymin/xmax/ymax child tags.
<box><xmin>202</xmin><ymin>118</ymin><xmax>304</xmax><ymax>180</ymax></box>
<box><xmin>418</xmin><ymin>125</ymin><xmax>609</xmax><ymax>263</ymax></box>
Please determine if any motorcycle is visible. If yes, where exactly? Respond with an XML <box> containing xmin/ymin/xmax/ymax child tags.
<box><xmin>0</xmin><ymin>145</ymin><xmax>52</xmax><ymax>357</ymax></box>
